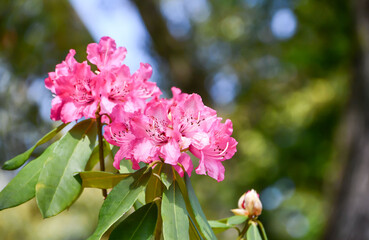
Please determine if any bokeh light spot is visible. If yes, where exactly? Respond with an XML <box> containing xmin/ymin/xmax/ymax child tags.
<box><xmin>210</xmin><ymin>71</ymin><xmax>240</xmax><ymax>106</ymax></box>
<box><xmin>286</xmin><ymin>212</ymin><xmax>310</xmax><ymax>238</ymax></box>
<box><xmin>271</xmin><ymin>8</ymin><xmax>297</xmax><ymax>40</ymax></box>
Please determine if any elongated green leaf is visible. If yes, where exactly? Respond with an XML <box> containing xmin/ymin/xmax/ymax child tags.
<box><xmin>162</xmin><ymin>181</ymin><xmax>189</xmax><ymax>240</ymax></box>
<box><xmin>175</xmin><ymin>172</ymin><xmax>206</xmax><ymax>239</ymax></box>
<box><xmin>247</xmin><ymin>222</ymin><xmax>262</xmax><ymax>240</ymax></box>
<box><xmin>36</xmin><ymin>119</ymin><xmax>97</xmax><ymax>218</ymax></box>
<box><xmin>145</xmin><ymin>163</ymin><xmax>164</xmax><ymax>204</ymax></box>
<box><xmin>208</xmin><ymin>221</ymin><xmax>230</xmax><ymax>229</ymax></box>
<box><xmin>80</xmin><ymin>171</ymin><xmax>130</xmax><ymax>189</ymax></box>
<box><xmin>136</xmin><ymin>191</ymin><xmax>146</xmax><ymax>205</ymax></box>
<box><xmin>2</xmin><ymin>123</ymin><xmax>68</xmax><ymax>170</ymax></box>
<box><xmin>189</xmin><ymin>215</ymin><xmax>204</xmax><ymax>240</ymax></box>
<box><xmin>133</xmin><ymin>190</ymin><xmax>146</xmax><ymax>210</ymax></box>
<box><xmin>88</xmin><ymin>167</ymin><xmax>152</xmax><ymax>240</ymax></box>
<box><xmin>227</xmin><ymin>215</ymin><xmax>248</xmax><ymax>225</ymax></box>
<box><xmin>154</xmin><ymin>204</ymin><xmax>163</xmax><ymax>240</ymax></box>
<box><xmin>184</xmin><ymin>175</ymin><xmax>217</xmax><ymax>240</ymax></box>
<box><xmin>208</xmin><ymin>216</ymin><xmax>247</xmax><ymax>234</ymax></box>
<box><xmin>209</xmin><ymin>215</ymin><xmax>247</xmax><ymax>225</ymax></box>
<box><xmin>208</xmin><ymin>221</ymin><xmax>234</xmax><ymax>234</ymax></box>
<box><xmin>109</xmin><ymin>202</ymin><xmax>158</xmax><ymax>240</ymax></box>
<box><xmin>160</xmin><ymin>163</ymin><xmax>174</xmax><ymax>189</ymax></box>
<box><xmin>145</xmin><ymin>164</ymin><xmax>164</xmax><ymax>239</ymax></box>
<box><xmin>0</xmin><ymin>142</ymin><xmax>57</xmax><ymax>210</ymax></box>
<box><xmin>85</xmin><ymin>139</ymin><xmax>111</xmax><ymax>171</ymax></box>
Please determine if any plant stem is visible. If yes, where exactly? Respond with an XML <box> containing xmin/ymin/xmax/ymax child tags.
<box><xmin>96</xmin><ymin>114</ymin><xmax>107</xmax><ymax>198</ymax></box>
<box><xmin>256</xmin><ymin>220</ymin><xmax>268</xmax><ymax>240</ymax></box>
<box><xmin>237</xmin><ymin>220</ymin><xmax>250</xmax><ymax>240</ymax></box>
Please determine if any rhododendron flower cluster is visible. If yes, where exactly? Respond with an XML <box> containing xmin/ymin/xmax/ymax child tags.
<box><xmin>104</xmin><ymin>88</ymin><xmax>237</xmax><ymax>181</ymax></box>
<box><xmin>45</xmin><ymin>36</ymin><xmax>160</xmax><ymax>122</ymax></box>
<box><xmin>45</xmin><ymin>36</ymin><xmax>237</xmax><ymax>181</ymax></box>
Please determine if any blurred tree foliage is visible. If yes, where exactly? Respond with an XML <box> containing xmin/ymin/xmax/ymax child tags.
<box><xmin>0</xmin><ymin>0</ymin><xmax>93</xmax><ymax>163</ymax></box>
<box><xmin>134</xmin><ymin>0</ymin><xmax>355</xmax><ymax>239</ymax></box>
<box><xmin>0</xmin><ymin>0</ymin><xmax>360</xmax><ymax>239</ymax></box>
<box><xmin>0</xmin><ymin>1</ymin><xmax>98</xmax><ymax>239</ymax></box>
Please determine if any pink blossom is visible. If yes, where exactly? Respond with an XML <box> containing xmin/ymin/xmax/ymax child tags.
<box><xmin>190</xmin><ymin>119</ymin><xmax>238</xmax><ymax>182</ymax></box>
<box><xmin>98</xmin><ymin>62</ymin><xmax>161</xmax><ymax>115</ymax></box>
<box><xmin>105</xmin><ymin>87</ymin><xmax>237</xmax><ymax>181</ymax></box>
<box><xmin>173</xmin><ymin>153</ymin><xmax>194</xmax><ymax>177</ymax></box>
<box><xmin>86</xmin><ymin>36</ymin><xmax>127</xmax><ymax>71</ymax></box>
<box><xmin>45</xmin><ymin>50</ymin><xmax>98</xmax><ymax>122</ymax></box>
<box><xmin>45</xmin><ymin>36</ymin><xmax>160</xmax><ymax>123</ymax></box>
<box><xmin>170</xmin><ymin>87</ymin><xmax>217</xmax><ymax>150</ymax></box>
<box><xmin>104</xmin><ymin>100</ymin><xmax>181</xmax><ymax>170</ymax></box>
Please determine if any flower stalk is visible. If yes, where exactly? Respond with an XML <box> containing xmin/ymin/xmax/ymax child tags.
<box><xmin>237</xmin><ymin>220</ymin><xmax>250</xmax><ymax>240</ymax></box>
<box><xmin>96</xmin><ymin>109</ymin><xmax>107</xmax><ymax>198</ymax></box>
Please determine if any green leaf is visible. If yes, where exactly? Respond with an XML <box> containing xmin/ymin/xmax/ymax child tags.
<box><xmin>136</xmin><ymin>190</ymin><xmax>146</xmax><ymax>205</ymax></box>
<box><xmin>119</xmin><ymin>160</ymin><xmax>135</xmax><ymax>174</ymax></box>
<box><xmin>161</xmin><ymin>181</ymin><xmax>189</xmax><ymax>240</ymax></box>
<box><xmin>2</xmin><ymin>123</ymin><xmax>68</xmax><ymax>170</ymax></box>
<box><xmin>85</xmin><ymin>139</ymin><xmax>111</xmax><ymax>171</ymax></box>
<box><xmin>80</xmin><ymin>171</ymin><xmax>130</xmax><ymax>189</ymax></box>
<box><xmin>133</xmin><ymin>190</ymin><xmax>146</xmax><ymax>210</ymax></box>
<box><xmin>247</xmin><ymin>222</ymin><xmax>262</xmax><ymax>240</ymax></box>
<box><xmin>208</xmin><ymin>216</ymin><xmax>247</xmax><ymax>234</ymax></box>
<box><xmin>145</xmin><ymin>163</ymin><xmax>164</xmax><ymax>204</ymax></box>
<box><xmin>227</xmin><ymin>215</ymin><xmax>248</xmax><ymax>225</ymax></box>
<box><xmin>208</xmin><ymin>221</ymin><xmax>230</xmax><ymax>229</ymax></box>
<box><xmin>160</xmin><ymin>163</ymin><xmax>174</xmax><ymax>189</ymax></box>
<box><xmin>208</xmin><ymin>221</ymin><xmax>233</xmax><ymax>234</ymax></box>
<box><xmin>174</xmin><ymin>172</ymin><xmax>205</xmax><ymax>238</ymax></box>
<box><xmin>145</xmin><ymin>164</ymin><xmax>164</xmax><ymax>239</ymax></box>
<box><xmin>36</xmin><ymin>119</ymin><xmax>97</xmax><ymax>218</ymax></box>
<box><xmin>88</xmin><ymin>167</ymin><xmax>152</xmax><ymax>240</ymax></box>
<box><xmin>184</xmin><ymin>175</ymin><xmax>217</xmax><ymax>240</ymax></box>
<box><xmin>189</xmin><ymin>215</ymin><xmax>204</xmax><ymax>240</ymax></box>
<box><xmin>0</xmin><ymin>142</ymin><xmax>57</xmax><ymax>210</ymax></box>
<box><xmin>109</xmin><ymin>202</ymin><xmax>158</xmax><ymax>240</ymax></box>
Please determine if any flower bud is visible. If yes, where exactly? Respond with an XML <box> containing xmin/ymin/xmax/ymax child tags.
<box><xmin>231</xmin><ymin>189</ymin><xmax>262</xmax><ymax>218</ymax></box>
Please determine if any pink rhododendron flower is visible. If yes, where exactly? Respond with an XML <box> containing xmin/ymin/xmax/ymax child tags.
<box><xmin>45</xmin><ymin>36</ymin><xmax>160</xmax><ymax>123</ymax></box>
<box><xmin>104</xmin><ymin>87</ymin><xmax>237</xmax><ymax>181</ymax></box>
<box><xmin>87</xmin><ymin>36</ymin><xmax>127</xmax><ymax>71</ymax></box>
<box><xmin>45</xmin><ymin>49</ymin><xmax>98</xmax><ymax>122</ymax></box>
<box><xmin>104</xmin><ymin>99</ymin><xmax>181</xmax><ymax>170</ymax></box>
<box><xmin>190</xmin><ymin>118</ymin><xmax>238</xmax><ymax>181</ymax></box>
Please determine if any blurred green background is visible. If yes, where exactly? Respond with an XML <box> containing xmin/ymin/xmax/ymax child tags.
<box><xmin>0</xmin><ymin>0</ymin><xmax>367</xmax><ymax>239</ymax></box>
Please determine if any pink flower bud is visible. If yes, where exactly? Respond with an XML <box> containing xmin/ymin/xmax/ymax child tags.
<box><xmin>231</xmin><ymin>189</ymin><xmax>262</xmax><ymax>218</ymax></box>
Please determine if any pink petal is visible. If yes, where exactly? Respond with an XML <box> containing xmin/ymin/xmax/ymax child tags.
<box><xmin>45</xmin><ymin>73</ymin><xmax>56</xmax><ymax>93</ymax></box>
<box><xmin>50</xmin><ymin>96</ymin><xmax>63</xmax><ymax>121</ymax></box>
<box><xmin>100</xmin><ymin>96</ymin><xmax>116</xmax><ymax>115</ymax></box>
<box><xmin>174</xmin><ymin>153</ymin><xmax>193</xmax><ymax>177</ymax></box>
<box><xmin>87</xmin><ymin>36</ymin><xmax>126</xmax><ymax>70</ymax></box>
<box><xmin>194</xmin><ymin>150</ymin><xmax>206</xmax><ymax>175</ymax></box>
<box><xmin>179</xmin><ymin>136</ymin><xmax>192</xmax><ymax>149</ymax></box>
<box><xmin>133</xmin><ymin>138</ymin><xmax>157</xmax><ymax>163</ymax></box>
<box><xmin>193</xmin><ymin>148</ymin><xmax>226</xmax><ymax>182</ymax></box>
<box><xmin>190</xmin><ymin>132</ymin><xmax>210</xmax><ymax>149</ymax></box>
<box><xmin>83</xmin><ymin>101</ymin><xmax>98</xmax><ymax>119</ymax></box>
<box><xmin>205</xmin><ymin>160</ymin><xmax>225</xmax><ymax>182</ymax></box>
<box><xmin>160</xmin><ymin>138</ymin><xmax>181</xmax><ymax>165</ymax></box>
<box><xmin>60</xmin><ymin>101</ymin><xmax>82</xmax><ymax>123</ymax></box>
